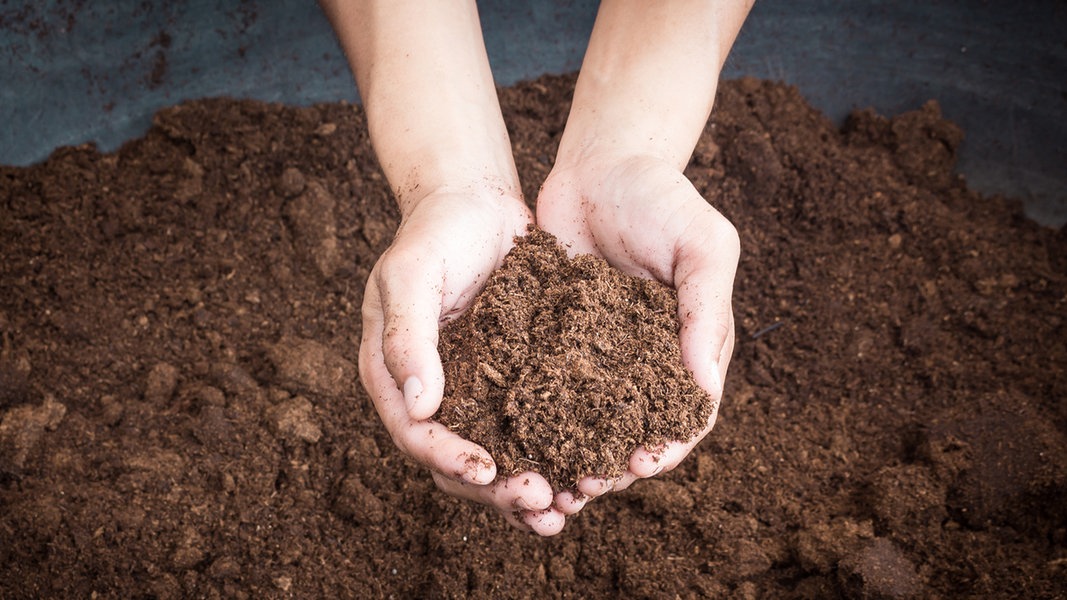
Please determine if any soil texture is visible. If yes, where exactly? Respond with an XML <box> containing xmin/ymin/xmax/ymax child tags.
<box><xmin>1</xmin><ymin>74</ymin><xmax>1065</xmax><ymax>598</ymax></box>
<box><xmin>438</xmin><ymin>227</ymin><xmax>714</xmax><ymax>491</ymax></box>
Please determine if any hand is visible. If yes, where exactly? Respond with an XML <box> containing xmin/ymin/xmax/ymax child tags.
<box><xmin>358</xmin><ymin>185</ymin><xmax>567</xmax><ymax>536</ymax></box>
<box><xmin>536</xmin><ymin>152</ymin><xmax>739</xmax><ymax>515</ymax></box>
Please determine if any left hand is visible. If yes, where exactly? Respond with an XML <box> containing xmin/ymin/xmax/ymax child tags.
<box><xmin>535</xmin><ymin>151</ymin><xmax>739</xmax><ymax>515</ymax></box>
<box><xmin>358</xmin><ymin>186</ymin><xmax>566</xmax><ymax>535</ymax></box>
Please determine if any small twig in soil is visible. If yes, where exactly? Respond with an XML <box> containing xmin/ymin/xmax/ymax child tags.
<box><xmin>750</xmin><ymin>321</ymin><xmax>785</xmax><ymax>340</ymax></box>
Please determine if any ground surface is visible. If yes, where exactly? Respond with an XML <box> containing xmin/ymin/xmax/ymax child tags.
<box><xmin>1</xmin><ymin>74</ymin><xmax>1065</xmax><ymax>598</ymax></box>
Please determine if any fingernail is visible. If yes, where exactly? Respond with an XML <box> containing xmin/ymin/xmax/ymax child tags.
<box><xmin>403</xmin><ymin>376</ymin><xmax>423</xmax><ymax>414</ymax></box>
<box><xmin>515</xmin><ymin>497</ymin><xmax>534</xmax><ymax>511</ymax></box>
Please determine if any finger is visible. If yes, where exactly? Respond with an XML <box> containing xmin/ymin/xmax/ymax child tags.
<box><xmin>554</xmin><ymin>489</ymin><xmax>590</xmax><ymax>515</ymax></box>
<box><xmin>433</xmin><ymin>472</ymin><xmax>565</xmax><ymax>536</ymax></box>
<box><xmin>611</xmin><ymin>471</ymin><xmax>641</xmax><ymax>492</ymax></box>
<box><xmin>521</xmin><ymin>508</ymin><xmax>566</xmax><ymax>536</ymax></box>
<box><xmin>628</xmin><ymin>445</ymin><xmax>669</xmax><ymax>478</ymax></box>
<box><xmin>501</xmin><ymin>510</ymin><xmax>533</xmax><ymax>532</ymax></box>
<box><xmin>576</xmin><ymin>475</ymin><xmax>616</xmax><ymax>498</ymax></box>
<box><xmin>575</xmin><ymin>470</ymin><xmax>638</xmax><ymax>497</ymax></box>
<box><xmin>431</xmin><ymin>470</ymin><xmax>554</xmax><ymax>513</ymax></box>
<box><xmin>374</xmin><ymin>245</ymin><xmax>448</xmax><ymax>420</ymax></box>
<box><xmin>628</xmin><ymin>440</ymin><xmax>695</xmax><ymax>478</ymax></box>
<box><xmin>487</xmin><ymin>471</ymin><xmax>556</xmax><ymax>512</ymax></box>
<box><xmin>360</xmin><ymin>307</ymin><xmax>497</xmax><ymax>485</ymax></box>
<box><xmin>431</xmin><ymin>473</ymin><xmax>531</xmax><ymax>533</ymax></box>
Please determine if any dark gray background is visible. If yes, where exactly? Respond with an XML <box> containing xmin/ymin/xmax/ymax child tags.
<box><xmin>2</xmin><ymin>1</ymin><xmax>1064</xmax><ymax>225</ymax></box>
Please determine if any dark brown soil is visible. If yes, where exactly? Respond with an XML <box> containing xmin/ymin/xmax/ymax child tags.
<box><xmin>438</xmin><ymin>227</ymin><xmax>714</xmax><ymax>491</ymax></box>
<box><xmin>1</xmin><ymin>74</ymin><xmax>1065</xmax><ymax>598</ymax></box>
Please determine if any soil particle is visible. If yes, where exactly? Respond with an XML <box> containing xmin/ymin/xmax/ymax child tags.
<box><xmin>147</xmin><ymin>574</ymin><xmax>181</xmax><ymax>600</ymax></box>
<box><xmin>921</xmin><ymin>401</ymin><xmax>1067</xmax><ymax>531</ymax></box>
<box><xmin>268</xmin><ymin>396</ymin><xmax>322</xmax><ymax>444</ymax></box>
<box><xmin>98</xmin><ymin>394</ymin><xmax>125</xmax><ymax>426</ymax></box>
<box><xmin>837</xmin><ymin>537</ymin><xmax>925</xmax><ymax>599</ymax></box>
<box><xmin>866</xmin><ymin>463</ymin><xmax>948</xmax><ymax>536</ymax></box>
<box><xmin>267</xmin><ymin>336</ymin><xmax>356</xmax><ymax>399</ymax></box>
<box><xmin>629</xmin><ymin>478</ymin><xmax>696</xmax><ymax>517</ymax></box>
<box><xmin>547</xmin><ymin>553</ymin><xmax>576</xmax><ymax>583</ymax></box>
<box><xmin>284</xmin><ymin>179</ymin><xmax>340</xmax><ymax>279</ymax></box>
<box><xmin>144</xmin><ymin>361</ymin><xmax>180</xmax><ymax>406</ymax></box>
<box><xmin>273</xmin><ymin>575</ymin><xmax>293</xmax><ymax>592</ymax></box>
<box><xmin>794</xmin><ymin>518</ymin><xmax>877</xmax><ymax>574</ymax></box>
<box><xmin>725</xmin><ymin>537</ymin><xmax>774</xmax><ymax>580</ymax></box>
<box><xmin>726</xmin><ymin>128</ymin><xmax>784</xmax><ymax>199</ymax></box>
<box><xmin>333</xmin><ymin>473</ymin><xmax>385</xmax><ymax>524</ymax></box>
<box><xmin>207</xmin><ymin>555</ymin><xmax>241</xmax><ymax>580</ymax></box>
<box><xmin>175</xmin><ymin>157</ymin><xmax>204</xmax><ymax>203</ymax></box>
<box><xmin>210</xmin><ymin>362</ymin><xmax>261</xmax><ymax>399</ymax></box>
<box><xmin>0</xmin><ymin>350</ymin><xmax>32</xmax><ymax>408</ymax></box>
<box><xmin>193</xmin><ymin>404</ymin><xmax>234</xmax><ymax>448</ymax></box>
<box><xmin>360</xmin><ymin>214</ymin><xmax>392</xmax><ymax>249</ymax></box>
<box><xmin>275</xmin><ymin>166</ymin><xmax>307</xmax><ymax>198</ymax></box>
<box><xmin>171</xmin><ymin>528</ymin><xmax>207</xmax><ymax>570</ymax></box>
<box><xmin>0</xmin><ymin>394</ymin><xmax>66</xmax><ymax>472</ymax></box>
<box><xmin>183</xmin><ymin>383</ymin><xmax>227</xmax><ymax>409</ymax></box>
<box><xmin>344</xmin><ymin>435</ymin><xmax>381</xmax><ymax>470</ymax></box>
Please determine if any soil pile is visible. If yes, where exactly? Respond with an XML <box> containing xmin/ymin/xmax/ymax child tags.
<box><xmin>438</xmin><ymin>227</ymin><xmax>713</xmax><ymax>490</ymax></box>
<box><xmin>1</xmin><ymin>74</ymin><xmax>1064</xmax><ymax>598</ymax></box>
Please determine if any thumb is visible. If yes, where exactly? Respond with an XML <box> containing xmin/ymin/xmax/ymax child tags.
<box><xmin>375</xmin><ymin>247</ymin><xmax>447</xmax><ymax>421</ymax></box>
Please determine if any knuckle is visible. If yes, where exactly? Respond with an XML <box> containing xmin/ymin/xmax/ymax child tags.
<box><xmin>379</xmin><ymin>327</ymin><xmax>406</xmax><ymax>365</ymax></box>
<box><xmin>388</xmin><ymin>429</ymin><xmax>412</xmax><ymax>457</ymax></box>
<box><xmin>374</xmin><ymin>247</ymin><xmax>419</xmax><ymax>291</ymax></box>
<box><xmin>707</xmin><ymin>215</ymin><xmax>740</xmax><ymax>256</ymax></box>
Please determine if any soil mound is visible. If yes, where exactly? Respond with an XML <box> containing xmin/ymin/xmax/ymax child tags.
<box><xmin>1</xmin><ymin>74</ymin><xmax>1064</xmax><ymax>598</ymax></box>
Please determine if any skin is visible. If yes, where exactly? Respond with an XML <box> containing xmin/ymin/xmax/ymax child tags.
<box><xmin>320</xmin><ymin>0</ymin><xmax>752</xmax><ymax>536</ymax></box>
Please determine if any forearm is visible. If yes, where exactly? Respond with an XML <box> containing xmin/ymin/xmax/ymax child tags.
<box><xmin>319</xmin><ymin>0</ymin><xmax>520</xmax><ymax>213</ymax></box>
<box><xmin>557</xmin><ymin>0</ymin><xmax>753</xmax><ymax>170</ymax></box>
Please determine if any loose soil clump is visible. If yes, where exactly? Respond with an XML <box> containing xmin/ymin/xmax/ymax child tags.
<box><xmin>1</xmin><ymin>74</ymin><xmax>1065</xmax><ymax>598</ymax></box>
<box><xmin>438</xmin><ymin>228</ymin><xmax>714</xmax><ymax>490</ymax></box>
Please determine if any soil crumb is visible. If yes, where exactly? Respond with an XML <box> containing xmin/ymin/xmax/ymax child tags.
<box><xmin>1</xmin><ymin>73</ymin><xmax>1064</xmax><ymax>598</ymax></box>
<box><xmin>438</xmin><ymin>227</ymin><xmax>713</xmax><ymax>490</ymax></box>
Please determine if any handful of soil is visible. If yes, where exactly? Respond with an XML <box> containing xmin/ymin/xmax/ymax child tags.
<box><xmin>437</xmin><ymin>228</ymin><xmax>715</xmax><ymax>491</ymax></box>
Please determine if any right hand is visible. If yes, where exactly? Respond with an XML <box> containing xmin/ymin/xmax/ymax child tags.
<box><xmin>535</xmin><ymin>152</ymin><xmax>739</xmax><ymax>517</ymax></box>
<box><xmin>358</xmin><ymin>185</ymin><xmax>567</xmax><ymax>536</ymax></box>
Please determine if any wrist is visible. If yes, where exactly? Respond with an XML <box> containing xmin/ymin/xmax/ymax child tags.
<box><xmin>553</xmin><ymin>100</ymin><xmax>707</xmax><ymax>173</ymax></box>
<box><xmin>549</xmin><ymin>145</ymin><xmax>678</xmax><ymax>185</ymax></box>
<box><xmin>396</xmin><ymin>176</ymin><xmax>525</xmax><ymax>219</ymax></box>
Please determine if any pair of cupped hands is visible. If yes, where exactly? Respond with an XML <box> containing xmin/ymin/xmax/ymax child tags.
<box><xmin>359</xmin><ymin>152</ymin><xmax>739</xmax><ymax>536</ymax></box>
